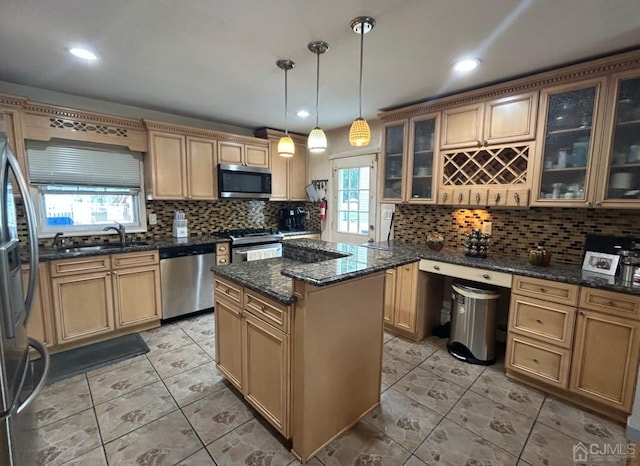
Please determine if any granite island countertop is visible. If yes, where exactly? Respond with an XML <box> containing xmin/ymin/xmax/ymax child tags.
<box><xmin>211</xmin><ymin>239</ymin><xmax>640</xmax><ymax>304</ymax></box>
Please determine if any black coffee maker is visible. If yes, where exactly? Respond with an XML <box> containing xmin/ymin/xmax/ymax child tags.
<box><xmin>278</xmin><ymin>208</ymin><xmax>296</xmax><ymax>231</ymax></box>
<box><xmin>293</xmin><ymin>207</ymin><xmax>306</xmax><ymax>230</ymax></box>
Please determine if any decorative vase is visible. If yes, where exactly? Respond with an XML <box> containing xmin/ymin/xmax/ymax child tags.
<box><xmin>427</xmin><ymin>232</ymin><xmax>444</xmax><ymax>251</ymax></box>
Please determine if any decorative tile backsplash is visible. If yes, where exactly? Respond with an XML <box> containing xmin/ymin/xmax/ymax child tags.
<box><xmin>16</xmin><ymin>199</ymin><xmax>320</xmax><ymax>247</ymax></box>
<box><xmin>393</xmin><ymin>205</ymin><xmax>640</xmax><ymax>265</ymax></box>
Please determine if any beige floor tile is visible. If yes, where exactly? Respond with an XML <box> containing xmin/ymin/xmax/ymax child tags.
<box><xmin>383</xmin><ymin>331</ymin><xmax>396</xmax><ymax>343</ymax></box>
<box><xmin>147</xmin><ymin>342</ymin><xmax>212</xmax><ymax>378</ymax></box>
<box><xmin>403</xmin><ymin>455</ymin><xmax>428</xmax><ymax>466</ymax></box>
<box><xmin>176</xmin><ymin>448</ymin><xmax>216</xmax><ymax>465</ymax></box>
<box><xmin>384</xmin><ymin>337</ymin><xmax>439</xmax><ymax>366</ymax></box>
<box><xmin>182</xmin><ymin>387</ymin><xmax>255</xmax><ymax>445</ymax></box>
<box><xmin>393</xmin><ymin>367</ymin><xmax>466</xmax><ymax>415</ymax></box>
<box><xmin>207</xmin><ymin>419</ymin><xmax>295</xmax><ymax>465</ymax></box>
<box><xmin>415</xmin><ymin>418</ymin><xmax>517</xmax><ymax>466</ymax></box>
<box><xmin>470</xmin><ymin>369</ymin><xmax>545</xmax><ymax>418</ymax></box>
<box><xmin>287</xmin><ymin>457</ymin><xmax>324</xmax><ymax>465</ymax></box>
<box><xmin>46</xmin><ymin>373</ymin><xmax>87</xmax><ymax>388</ymax></box>
<box><xmin>178</xmin><ymin>313</ymin><xmax>215</xmax><ymax>341</ymax></box>
<box><xmin>104</xmin><ymin>410</ymin><xmax>202</xmax><ymax>465</ymax></box>
<box><xmin>60</xmin><ymin>446</ymin><xmax>107</xmax><ymax>465</ymax></box>
<box><xmin>536</xmin><ymin>397</ymin><xmax>627</xmax><ymax>446</ymax></box>
<box><xmin>196</xmin><ymin>337</ymin><xmax>215</xmax><ymax>360</ymax></box>
<box><xmin>419</xmin><ymin>349</ymin><xmax>485</xmax><ymax>389</ymax></box>
<box><xmin>381</xmin><ymin>352</ymin><xmax>416</xmax><ymax>386</ymax></box>
<box><xmin>33</xmin><ymin>408</ymin><xmax>101</xmax><ymax>466</ymax></box>
<box><xmin>317</xmin><ymin>421</ymin><xmax>411</xmax><ymax>466</ymax></box>
<box><xmin>446</xmin><ymin>390</ymin><xmax>534</xmax><ymax>456</ymax></box>
<box><xmin>30</xmin><ymin>376</ymin><xmax>92</xmax><ymax>428</ymax></box>
<box><xmin>163</xmin><ymin>361</ymin><xmax>228</xmax><ymax>407</ymax></box>
<box><xmin>142</xmin><ymin>324</ymin><xmax>194</xmax><ymax>355</ymax></box>
<box><xmin>364</xmin><ymin>389</ymin><xmax>442</xmax><ymax>451</ymax></box>
<box><xmin>88</xmin><ymin>357</ymin><xmax>160</xmax><ymax>404</ymax></box>
<box><xmin>95</xmin><ymin>381</ymin><xmax>177</xmax><ymax>443</ymax></box>
<box><xmin>521</xmin><ymin>422</ymin><xmax>594</xmax><ymax>466</ymax></box>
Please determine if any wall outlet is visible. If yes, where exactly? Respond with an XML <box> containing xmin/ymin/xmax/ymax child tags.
<box><xmin>482</xmin><ymin>221</ymin><xmax>492</xmax><ymax>235</ymax></box>
<box><xmin>383</xmin><ymin>209</ymin><xmax>394</xmax><ymax>220</ymax></box>
<box><xmin>149</xmin><ymin>213</ymin><xmax>157</xmax><ymax>225</ymax></box>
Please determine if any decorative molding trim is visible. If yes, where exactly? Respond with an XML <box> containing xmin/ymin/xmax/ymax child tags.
<box><xmin>380</xmin><ymin>50</ymin><xmax>640</xmax><ymax>121</ymax></box>
<box><xmin>144</xmin><ymin>119</ymin><xmax>268</xmax><ymax>146</ymax></box>
<box><xmin>22</xmin><ymin>103</ymin><xmax>144</xmax><ymax>129</ymax></box>
<box><xmin>0</xmin><ymin>94</ymin><xmax>28</xmax><ymax>108</ymax></box>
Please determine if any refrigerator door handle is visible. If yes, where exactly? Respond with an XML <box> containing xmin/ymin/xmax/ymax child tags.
<box><xmin>6</xmin><ymin>148</ymin><xmax>39</xmax><ymax>319</ymax></box>
<box><xmin>15</xmin><ymin>338</ymin><xmax>50</xmax><ymax>416</ymax></box>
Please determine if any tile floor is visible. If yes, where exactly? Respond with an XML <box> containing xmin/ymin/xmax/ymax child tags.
<box><xmin>28</xmin><ymin>312</ymin><xmax>630</xmax><ymax>465</ymax></box>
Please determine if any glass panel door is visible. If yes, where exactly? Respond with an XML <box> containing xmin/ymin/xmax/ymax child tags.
<box><xmin>537</xmin><ymin>85</ymin><xmax>598</xmax><ymax>202</ymax></box>
<box><xmin>382</xmin><ymin>122</ymin><xmax>406</xmax><ymax>200</ymax></box>
<box><xmin>604</xmin><ymin>75</ymin><xmax>640</xmax><ymax>201</ymax></box>
<box><xmin>408</xmin><ymin>117</ymin><xmax>436</xmax><ymax>202</ymax></box>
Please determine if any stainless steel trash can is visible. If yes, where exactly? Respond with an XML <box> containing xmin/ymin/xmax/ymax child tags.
<box><xmin>447</xmin><ymin>280</ymin><xmax>500</xmax><ymax>365</ymax></box>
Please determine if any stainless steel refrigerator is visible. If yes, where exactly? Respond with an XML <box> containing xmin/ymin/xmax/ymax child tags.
<box><xmin>0</xmin><ymin>124</ymin><xmax>50</xmax><ymax>465</ymax></box>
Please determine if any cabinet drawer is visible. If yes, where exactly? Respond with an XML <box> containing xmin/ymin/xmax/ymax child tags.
<box><xmin>512</xmin><ymin>276</ymin><xmax>578</xmax><ymax>306</ymax></box>
<box><xmin>245</xmin><ymin>290</ymin><xmax>290</xmax><ymax>334</ymax></box>
<box><xmin>215</xmin><ymin>277</ymin><xmax>242</xmax><ymax>306</ymax></box>
<box><xmin>419</xmin><ymin>259</ymin><xmax>512</xmax><ymax>288</ymax></box>
<box><xmin>50</xmin><ymin>256</ymin><xmax>110</xmax><ymax>277</ymax></box>
<box><xmin>111</xmin><ymin>250</ymin><xmax>159</xmax><ymax>269</ymax></box>
<box><xmin>509</xmin><ymin>294</ymin><xmax>576</xmax><ymax>348</ymax></box>
<box><xmin>578</xmin><ymin>287</ymin><xmax>640</xmax><ymax>320</ymax></box>
<box><xmin>216</xmin><ymin>242</ymin><xmax>230</xmax><ymax>255</ymax></box>
<box><xmin>507</xmin><ymin>333</ymin><xmax>571</xmax><ymax>388</ymax></box>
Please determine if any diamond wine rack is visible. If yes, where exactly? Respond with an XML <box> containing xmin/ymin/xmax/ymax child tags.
<box><xmin>441</xmin><ymin>144</ymin><xmax>530</xmax><ymax>186</ymax></box>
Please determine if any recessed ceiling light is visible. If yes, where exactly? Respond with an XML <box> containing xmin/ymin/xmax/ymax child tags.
<box><xmin>453</xmin><ymin>58</ymin><xmax>480</xmax><ymax>72</ymax></box>
<box><xmin>296</xmin><ymin>110</ymin><xmax>310</xmax><ymax>118</ymax></box>
<box><xmin>69</xmin><ymin>48</ymin><xmax>98</xmax><ymax>60</ymax></box>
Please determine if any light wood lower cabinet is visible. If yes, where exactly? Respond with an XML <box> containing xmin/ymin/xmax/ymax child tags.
<box><xmin>50</xmin><ymin>251</ymin><xmax>161</xmax><ymax>346</ymax></box>
<box><xmin>384</xmin><ymin>262</ymin><xmax>442</xmax><ymax>341</ymax></box>
<box><xmin>214</xmin><ymin>277</ymin><xmax>291</xmax><ymax>436</ymax></box>
<box><xmin>22</xmin><ymin>263</ymin><xmax>55</xmax><ymax>346</ymax></box>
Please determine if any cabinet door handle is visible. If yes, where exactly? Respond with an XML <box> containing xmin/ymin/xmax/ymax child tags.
<box><xmin>106</xmin><ymin>272</ymin><xmax>111</xmax><ymax>276</ymax></box>
<box><xmin>532</xmin><ymin>358</ymin><xmax>539</xmax><ymax>364</ymax></box>
<box><xmin>405</xmin><ymin>266</ymin><xmax>410</xmax><ymax>271</ymax></box>
<box><xmin>596</xmin><ymin>201</ymin><xmax>602</xmax><ymax>207</ymax></box>
<box><xmin>495</xmin><ymin>193</ymin><xmax>501</xmax><ymax>203</ymax></box>
<box><xmin>482</xmin><ymin>139</ymin><xmax>488</xmax><ymax>147</ymax></box>
<box><xmin>579</xmin><ymin>311</ymin><xmax>585</xmax><ymax>316</ymax></box>
<box><xmin>586</xmin><ymin>201</ymin><xmax>593</xmax><ymax>207</ymax></box>
<box><xmin>475</xmin><ymin>193</ymin><xmax>481</xmax><ymax>203</ymax></box>
<box><xmin>433</xmin><ymin>265</ymin><xmax>440</xmax><ymax>271</ymax></box>
<box><xmin>608</xmin><ymin>300</ymin><xmax>616</xmax><ymax>307</ymax></box>
<box><xmin>458</xmin><ymin>193</ymin><xmax>463</xmax><ymax>203</ymax></box>
<box><xmin>477</xmin><ymin>140</ymin><xmax>483</xmax><ymax>147</ymax></box>
<box><xmin>539</xmin><ymin>287</ymin><xmax>546</xmax><ymax>293</ymax></box>
<box><xmin>536</xmin><ymin>319</ymin><xmax>543</xmax><ymax>324</ymax></box>
<box><xmin>513</xmin><ymin>192</ymin><xmax>520</xmax><ymax>204</ymax></box>
<box><xmin>112</xmin><ymin>271</ymin><xmax>117</xmax><ymax>275</ymax></box>
<box><xmin>219</xmin><ymin>258</ymin><xmax>227</xmax><ymax>264</ymax></box>
<box><xmin>219</xmin><ymin>246</ymin><xmax>226</xmax><ymax>252</ymax></box>
<box><xmin>482</xmin><ymin>274</ymin><xmax>490</xmax><ymax>279</ymax></box>
<box><xmin>442</xmin><ymin>193</ymin><xmax>448</xmax><ymax>203</ymax></box>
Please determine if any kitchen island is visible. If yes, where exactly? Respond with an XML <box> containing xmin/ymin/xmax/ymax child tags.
<box><xmin>210</xmin><ymin>239</ymin><xmax>419</xmax><ymax>463</ymax></box>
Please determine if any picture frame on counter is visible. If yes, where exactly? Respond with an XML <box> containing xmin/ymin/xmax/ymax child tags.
<box><xmin>582</xmin><ymin>251</ymin><xmax>619</xmax><ymax>276</ymax></box>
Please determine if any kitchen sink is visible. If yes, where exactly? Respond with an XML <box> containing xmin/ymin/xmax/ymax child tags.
<box><xmin>59</xmin><ymin>244</ymin><xmax>123</xmax><ymax>254</ymax></box>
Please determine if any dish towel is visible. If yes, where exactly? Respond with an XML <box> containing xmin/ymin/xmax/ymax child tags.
<box><xmin>247</xmin><ymin>248</ymin><xmax>279</xmax><ymax>261</ymax></box>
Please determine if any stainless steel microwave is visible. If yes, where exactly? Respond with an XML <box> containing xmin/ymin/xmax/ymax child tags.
<box><xmin>218</xmin><ymin>164</ymin><xmax>272</xmax><ymax>199</ymax></box>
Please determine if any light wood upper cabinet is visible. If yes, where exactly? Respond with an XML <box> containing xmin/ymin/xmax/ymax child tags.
<box><xmin>22</xmin><ymin>264</ymin><xmax>55</xmax><ymax>347</ymax></box>
<box><xmin>380</xmin><ymin>121</ymin><xmax>408</xmax><ymax>202</ymax></box>
<box><xmin>530</xmin><ymin>78</ymin><xmax>607</xmax><ymax>207</ymax></box>
<box><xmin>441</xmin><ymin>92</ymin><xmax>538</xmax><ymax>150</ymax></box>
<box><xmin>147</xmin><ymin>131</ymin><xmax>217</xmax><ymax>200</ymax></box>
<box><xmin>264</xmin><ymin>134</ymin><xmax>308</xmax><ymax>201</ymax></box>
<box><xmin>594</xmin><ymin>69</ymin><xmax>640</xmax><ymax>208</ymax></box>
<box><xmin>219</xmin><ymin>141</ymin><xmax>269</xmax><ymax>168</ymax></box>
<box><xmin>0</xmin><ymin>108</ymin><xmax>27</xmax><ymax>176</ymax></box>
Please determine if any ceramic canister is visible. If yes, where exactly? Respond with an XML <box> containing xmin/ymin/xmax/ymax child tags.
<box><xmin>610</xmin><ymin>172</ymin><xmax>633</xmax><ymax>189</ymax></box>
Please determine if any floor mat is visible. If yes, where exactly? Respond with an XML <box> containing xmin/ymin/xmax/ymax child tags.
<box><xmin>44</xmin><ymin>333</ymin><xmax>150</xmax><ymax>385</ymax></box>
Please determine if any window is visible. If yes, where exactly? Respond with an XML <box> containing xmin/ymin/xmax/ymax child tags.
<box><xmin>26</xmin><ymin>139</ymin><xmax>146</xmax><ymax>237</ymax></box>
<box><xmin>337</xmin><ymin>166</ymin><xmax>370</xmax><ymax>235</ymax></box>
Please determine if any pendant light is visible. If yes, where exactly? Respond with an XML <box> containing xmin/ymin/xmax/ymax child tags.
<box><xmin>349</xmin><ymin>16</ymin><xmax>375</xmax><ymax>147</ymax></box>
<box><xmin>276</xmin><ymin>59</ymin><xmax>296</xmax><ymax>157</ymax></box>
<box><xmin>307</xmin><ymin>41</ymin><xmax>329</xmax><ymax>153</ymax></box>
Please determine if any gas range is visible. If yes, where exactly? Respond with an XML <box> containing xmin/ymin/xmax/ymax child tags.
<box><xmin>215</xmin><ymin>228</ymin><xmax>284</xmax><ymax>246</ymax></box>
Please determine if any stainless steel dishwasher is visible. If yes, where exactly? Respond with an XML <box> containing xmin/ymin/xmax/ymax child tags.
<box><xmin>159</xmin><ymin>244</ymin><xmax>216</xmax><ymax>320</ymax></box>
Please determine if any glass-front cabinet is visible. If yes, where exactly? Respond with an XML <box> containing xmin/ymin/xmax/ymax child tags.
<box><xmin>381</xmin><ymin>121</ymin><xmax>407</xmax><ymax>201</ymax></box>
<box><xmin>597</xmin><ymin>71</ymin><xmax>640</xmax><ymax>208</ymax></box>
<box><xmin>407</xmin><ymin>114</ymin><xmax>438</xmax><ymax>203</ymax></box>
<box><xmin>531</xmin><ymin>78</ymin><xmax>606</xmax><ymax>206</ymax></box>
<box><xmin>380</xmin><ymin>114</ymin><xmax>438</xmax><ymax>203</ymax></box>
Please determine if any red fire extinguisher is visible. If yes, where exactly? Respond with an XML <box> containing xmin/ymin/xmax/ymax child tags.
<box><xmin>320</xmin><ymin>198</ymin><xmax>327</xmax><ymax>222</ymax></box>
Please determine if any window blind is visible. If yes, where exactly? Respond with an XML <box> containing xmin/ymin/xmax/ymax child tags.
<box><xmin>26</xmin><ymin>139</ymin><xmax>142</xmax><ymax>188</ymax></box>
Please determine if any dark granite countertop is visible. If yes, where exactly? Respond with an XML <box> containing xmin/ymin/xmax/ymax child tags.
<box><xmin>212</xmin><ymin>239</ymin><xmax>640</xmax><ymax>304</ymax></box>
<box><xmin>35</xmin><ymin>235</ymin><xmax>230</xmax><ymax>262</ymax></box>
<box><xmin>279</xmin><ymin>230</ymin><xmax>321</xmax><ymax>237</ymax></box>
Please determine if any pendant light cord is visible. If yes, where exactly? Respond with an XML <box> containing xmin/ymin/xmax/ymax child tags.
<box><xmin>315</xmin><ymin>51</ymin><xmax>320</xmax><ymax>127</ymax></box>
<box><xmin>358</xmin><ymin>22</ymin><xmax>364</xmax><ymax>119</ymax></box>
<box><xmin>284</xmin><ymin>67</ymin><xmax>289</xmax><ymax>135</ymax></box>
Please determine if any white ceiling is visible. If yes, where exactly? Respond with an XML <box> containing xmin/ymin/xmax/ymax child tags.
<box><xmin>1</xmin><ymin>0</ymin><xmax>639</xmax><ymax>134</ymax></box>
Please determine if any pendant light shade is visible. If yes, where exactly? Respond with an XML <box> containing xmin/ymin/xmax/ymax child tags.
<box><xmin>307</xmin><ymin>41</ymin><xmax>329</xmax><ymax>153</ymax></box>
<box><xmin>276</xmin><ymin>59</ymin><xmax>295</xmax><ymax>158</ymax></box>
<box><xmin>349</xmin><ymin>16</ymin><xmax>375</xmax><ymax>147</ymax></box>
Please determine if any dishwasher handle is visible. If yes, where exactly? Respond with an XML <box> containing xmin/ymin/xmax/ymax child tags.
<box><xmin>159</xmin><ymin>245</ymin><xmax>216</xmax><ymax>259</ymax></box>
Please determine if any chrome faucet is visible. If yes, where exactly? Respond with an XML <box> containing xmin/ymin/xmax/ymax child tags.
<box><xmin>52</xmin><ymin>232</ymin><xmax>65</xmax><ymax>249</ymax></box>
<box><xmin>103</xmin><ymin>222</ymin><xmax>126</xmax><ymax>246</ymax></box>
